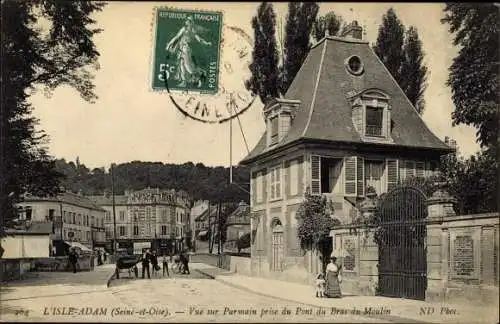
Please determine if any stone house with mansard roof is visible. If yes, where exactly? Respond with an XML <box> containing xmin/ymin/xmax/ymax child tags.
<box><xmin>239</xmin><ymin>22</ymin><xmax>454</xmax><ymax>282</ymax></box>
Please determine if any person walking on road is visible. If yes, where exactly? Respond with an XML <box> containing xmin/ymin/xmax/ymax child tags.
<box><xmin>151</xmin><ymin>250</ymin><xmax>159</xmax><ymax>277</ymax></box>
<box><xmin>141</xmin><ymin>249</ymin><xmax>151</xmax><ymax>279</ymax></box>
<box><xmin>161</xmin><ymin>253</ymin><xmax>170</xmax><ymax>277</ymax></box>
<box><xmin>180</xmin><ymin>249</ymin><xmax>190</xmax><ymax>275</ymax></box>
<box><xmin>68</xmin><ymin>249</ymin><xmax>79</xmax><ymax>273</ymax></box>
<box><xmin>97</xmin><ymin>250</ymin><xmax>103</xmax><ymax>266</ymax></box>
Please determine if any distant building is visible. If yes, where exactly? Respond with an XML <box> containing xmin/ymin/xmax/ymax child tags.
<box><xmin>190</xmin><ymin>200</ymin><xmax>209</xmax><ymax>246</ymax></box>
<box><xmin>15</xmin><ymin>192</ymin><xmax>106</xmax><ymax>255</ymax></box>
<box><xmin>193</xmin><ymin>204</ymin><xmax>215</xmax><ymax>241</ymax></box>
<box><xmin>224</xmin><ymin>201</ymin><xmax>251</xmax><ymax>252</ymax></box>
<box><xmin>89</xmin><ymin>188</ymin><xmax>191</xmax><ymax>254</ymax></box>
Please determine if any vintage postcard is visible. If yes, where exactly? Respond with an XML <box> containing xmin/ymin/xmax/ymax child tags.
<box><xmin>1</xmin><ymin>2</ymin><xmax>498</xmax><ymax>324</ymax></box>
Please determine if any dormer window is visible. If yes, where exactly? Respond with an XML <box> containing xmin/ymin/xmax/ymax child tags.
<box><xmin>349</xmin><ymin>89</ymin><xmax>392</xmax><ymax>141</ymax></box>
<box><xmin>264</xmin><ymin>98</ymin><xmax>301</xmax><ymax>147</ymax></box>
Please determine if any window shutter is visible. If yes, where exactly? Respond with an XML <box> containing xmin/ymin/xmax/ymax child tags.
<box><xmin>429</xmin><ymin>161</ymin><xmax>439</xmax><ymax>177</ymax></box>
<box><xmin>415</xmin><ymin>161</ymin><xmax>425</xmax><ymax>178</ymax></box>
<box><xmin>405</xmin><ymin>160</ymin><xmax>415</xmax><ymax>179</ymax></box>
<box><xmin>344</xmin><ymin>156</ymin><xmax>357</xmax><ymax>196</ymax></box>
<box><xmin>356</xmin><ymin>157</ymin><xmax>365</xmax><ymax>197</ymax></box>
<box><xmin>386</xmin><ymin>159</ymin><xmax>399</xmax><ymax>192</ymax></box>
<box><xmin>251</xmin><ymin>172</ymin><xmax>257</xmax><ymax>204</ymax></box>
<box><xmin>261</xmin><ymin>169</ymin><xmax>267</xmax><ymax>202</ymax></box>
<box><xmin>398</xmin><ymin>159</ymin><xmax>406</xmax><ymax>182</ymax></box>
<box><xmin>311</xmin><ymin>155</ymin><xmax>321</xmax><ymax>194</ymax></box>
<box><xmin>275</xmin><ymin>167</ymin><xmax>281</xmax><ymax>198</ymax></box>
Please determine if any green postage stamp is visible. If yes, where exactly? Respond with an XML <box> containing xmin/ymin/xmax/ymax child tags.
<box><xmin>151</xmin><ymin>8</ymin><xmax>223</xmax><ymax>94</ymax></box>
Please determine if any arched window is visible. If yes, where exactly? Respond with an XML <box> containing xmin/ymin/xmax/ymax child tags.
<box><xmin>271</xmin><ymin>219</ymin><xmax>284</xmax><ymax>272</ymax></box>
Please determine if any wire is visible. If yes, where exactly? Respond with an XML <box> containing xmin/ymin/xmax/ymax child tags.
<box><xmin>231</xmin><ymin>182</ymin><xmax>250</xmax><ymax>195</ymax></box>
<box><xmin>230</xmin><ymin>97</ymin><xmax>250</xmax><ymax>154</ymax></box>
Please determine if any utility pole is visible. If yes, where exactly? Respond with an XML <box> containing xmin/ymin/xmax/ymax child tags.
<box><xmin>111</xmin><ymin>163</ymin><xmax>117</xmax><ymax>255</ymax></box>
<box><xmin>59</xmin><ymin>202</ymin><xmax>64</xmax><ymax>256</ymax></box>
<box><xmin>229</xmin><ymin>97</ymin><xmax>233</xmax><ymax>184</ymax></box>
<box><xmin>207</xmin><ymin>202</ymin><xmax>212</xmax><ymax>253</ymax></box>
<box><xmin>217</xmin><ymin>201</ymin><xmax>221</xmax><ymax>255</ymax></box>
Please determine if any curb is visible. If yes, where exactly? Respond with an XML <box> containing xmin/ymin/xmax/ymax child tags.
<box><xmin>195</xmin><ymin>267</ymin><xmax>429</xmax><ymax>324</ymax></box>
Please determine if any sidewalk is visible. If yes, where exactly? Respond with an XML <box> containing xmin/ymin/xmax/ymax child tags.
<box><xmin>0</xmin><ymin>264</ymin><xmax>115</xmax><ymax>302</ymax></box>
<box><xmin>192</xmin><ymin>263</ymin><xmax>498</xmax><ymax>324</ymax></box>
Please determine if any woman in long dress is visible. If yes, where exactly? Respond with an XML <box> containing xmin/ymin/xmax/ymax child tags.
<box><xmin>325</xmin><ymin>256</ymin><xmax>342</xmax><ymax>298</ymax></box>
<box><xmin>165</xmin><ymin>16</ymin><xmax>212</xmax><ymax>88</ymax></box>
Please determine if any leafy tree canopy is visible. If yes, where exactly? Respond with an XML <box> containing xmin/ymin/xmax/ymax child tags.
<box><xmin>280</xmin><ymin>2</ymin><xmax>319</xmax><ymax>94</ymax></box>
<box><xmin>54</xmin><ymin>159</ymin><xmax>250</xmax><ymax>204</ymax></box>
<box><xmin>373</xmin><ymin>8</ymin><xmax>406</xmax><ymax>86</ymax></box>
<box><xmin>400</xmin><ymin>26</ymin><xmax>428</xmax><ymax>114</ymax></box>
<box><xmin>296</xmin><ymin>192</ymin><xmax>340</xmax><ymax>247</ymax></box>
<box><xmin>312</xmin><ymin>11</ymin><xmax>344</xmax><ymax>42</ymax></box>
<box><xmin>441</xmin><ymin>3</ymin><xmax>499</xmax><ymax>149</ymax></box>
<box><xmin>1</xmin><ymin>1</ymin><xmax>105</xmax><ymax>232</ymax></box>
<box><xmin>374</xmin><ymin>8</ymin><xmax>428</xmax><ymax>114</ymax></box>
<box><xmin>245</xmin><ymin>2</ymin><xmax>280</xmax><ymax>104</ymax></box>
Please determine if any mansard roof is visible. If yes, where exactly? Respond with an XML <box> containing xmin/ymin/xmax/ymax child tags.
<box><xmin>241</xmin><ymin>36</ymin><xmax>453</xmax><ymax>164</ymax></box>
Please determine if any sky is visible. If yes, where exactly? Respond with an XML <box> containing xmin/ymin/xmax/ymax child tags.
<box><xmin>30</xmin><ymin>2</ymin><xmax>479</xmax><ymax>170</ymax></box>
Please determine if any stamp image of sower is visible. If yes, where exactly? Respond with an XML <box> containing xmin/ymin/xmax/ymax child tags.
<box><xmin>151</xmin><ymin>7</ymin><xmax>256</xmax><ymax>124</ymax></box>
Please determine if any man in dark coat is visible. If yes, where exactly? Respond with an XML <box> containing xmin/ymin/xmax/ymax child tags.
<box><xmin>68</xmin><ymin>249</ymin><xmax>79</xmax><ymax>273</ymax></box>
<box><xmin>141</xmin><ymin>249</ymin><xmax>151</xmax><ymax>279</ymax></box>
<box><xmin>180</xmin><ymin>250</ymin><xmax>190</xmax><ymax>275</ymax></box>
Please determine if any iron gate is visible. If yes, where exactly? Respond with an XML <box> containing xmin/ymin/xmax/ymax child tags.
<box><xmin>377</xmin><ymin>186</ymin><xmax>427</xmax><ymax>300</ymax></box>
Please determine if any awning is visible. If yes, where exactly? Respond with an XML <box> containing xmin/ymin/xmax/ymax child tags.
<box><xmin>197</xmin><ymin>230</ymin><xmax>208</xmax><ymax>238</ymax></box>
<box><xmin>64</xmin><ymin>241</ymin><xmax>92</xmax><ymax>252</ymax></box>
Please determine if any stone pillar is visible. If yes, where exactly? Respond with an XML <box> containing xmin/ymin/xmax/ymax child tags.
<box><xmin>359</xmin><ymin>192</ymin><xmax>377</xmax><ymax>220</ymax></box>
<box><xmin>425</xmin><ymin>182</ymin><xmax>457</xmax><ymax>301</ymax></box>
<box><xmin>358</xmin><ymin>192</ymin><xmax>379</xmax><ymax>296</ymax></box>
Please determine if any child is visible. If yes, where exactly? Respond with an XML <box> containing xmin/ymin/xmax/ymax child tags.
<box><xmin>315</xmin><ymin>273</ymin><xmax>326</xmax><ymax>298</ymax></box>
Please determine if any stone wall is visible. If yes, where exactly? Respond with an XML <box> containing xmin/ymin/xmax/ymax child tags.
<box><xmin>191</xmin><ymin>253</ymin><xmax>251</xmax><ymax>276</ymax></box>
<box><xmin>330</xmin><ymin>227</ymin><xmax>379</xmax><ymax>296</ymax></box>
<box><xmin>426</xmin><ymin>212</ymin><xmax>498</xmax><ymax>305</ymax></box>
<box><xmin>330</xmin><ymin>186</ymin><xmax>499</xmax><ymax>306</ymax></box>
<box><xmin>0</xmin><ymin>259</ymin><xmax>35</xmax><ymax>281</ymax></box>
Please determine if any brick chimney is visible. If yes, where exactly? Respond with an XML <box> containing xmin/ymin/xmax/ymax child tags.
<box><xmin>341</xmin><ymin>20</ymin><xmax>363</xmax><ymax>40</ymax></box>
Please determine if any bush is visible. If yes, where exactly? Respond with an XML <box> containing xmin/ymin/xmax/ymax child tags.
<box><xmin>236</xmin><ymin>232</ymin><xmax>251</xmax><ymax>253</ymax></box>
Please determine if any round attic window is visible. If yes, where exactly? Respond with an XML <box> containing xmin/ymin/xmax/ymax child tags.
<box><xmin>346</xmin><ymin>55</ymin><xmax>364</xmax><ymax>75</ymax></box>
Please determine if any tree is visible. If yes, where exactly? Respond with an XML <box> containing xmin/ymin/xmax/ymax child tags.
<box><xmin>236</xmin><ymin>232</ymin><xmax>251</xmax><ymax>253</ymax></box>
<box><xmin>280</xmin><ymin>2</ymin><xmax>319</xmax><ymax>94</ymax></box>
<box><xmin>373</xmin><ymin>8</ymin><xmax>406</xmax><ymax>87</ymax></box>
<box><xmin>246</xmin><ymin>2</ymin><xmax>280</xmax><ymax>105</ymax></box>
<box><xmin>297</xmin><ymin>192</ymin><xmax>340</xmax><ymax>272</ymax></box>
<box><xmin>1</xmin><ymin>1</ymin><xmax>105</xmax><ymax>231</ymax></box>
<box><xmin>374</xmin><ymin>9</ymin><xmax>428</xmax><ymax>114</ymax></box>
<box><xmin>400</xmin><ymin>26</ymin><xmax>428</xmax><ymax>114</ymax></box>
<box><xmin>441</xmin><ymin>3</ymin><xmax>499</xmax><ymax>149</ymax></box>
<box><xmin>312</xmin><ymin>11</ymin><xmax>344</xmax><ymax>42</ymax></box>
<box><xmin>438</xmin><ymin>148</ymin><xmax>497</xmax><ymax>214</ymax></box>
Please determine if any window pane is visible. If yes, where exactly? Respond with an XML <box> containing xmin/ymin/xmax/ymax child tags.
<box><xmin>365</xmin><ymin>106</ymin><xmax>383</xmax><ymax>136</ymax></box>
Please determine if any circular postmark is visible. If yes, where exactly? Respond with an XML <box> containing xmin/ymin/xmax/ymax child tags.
<box><xmin>152</xmin><ymin>8</ymin><xmax>256</xmax><ymax>124</ymax></box>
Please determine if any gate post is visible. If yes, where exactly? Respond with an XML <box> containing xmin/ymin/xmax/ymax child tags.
<box><xmin>359</xmin><ymin>195</ymin><xmax>379</xmax><ymax>296</ymax></box>
<box><xmin>425</xmin><ymin>182</ymin><xmax>457</xmax><ymax>301</ymax></box>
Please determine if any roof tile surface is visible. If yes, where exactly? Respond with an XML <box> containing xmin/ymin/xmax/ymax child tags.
<box><xmin>242</xmin><ymin>37</ymin><xmax>452</xmax><ymax>163</ymax></box>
